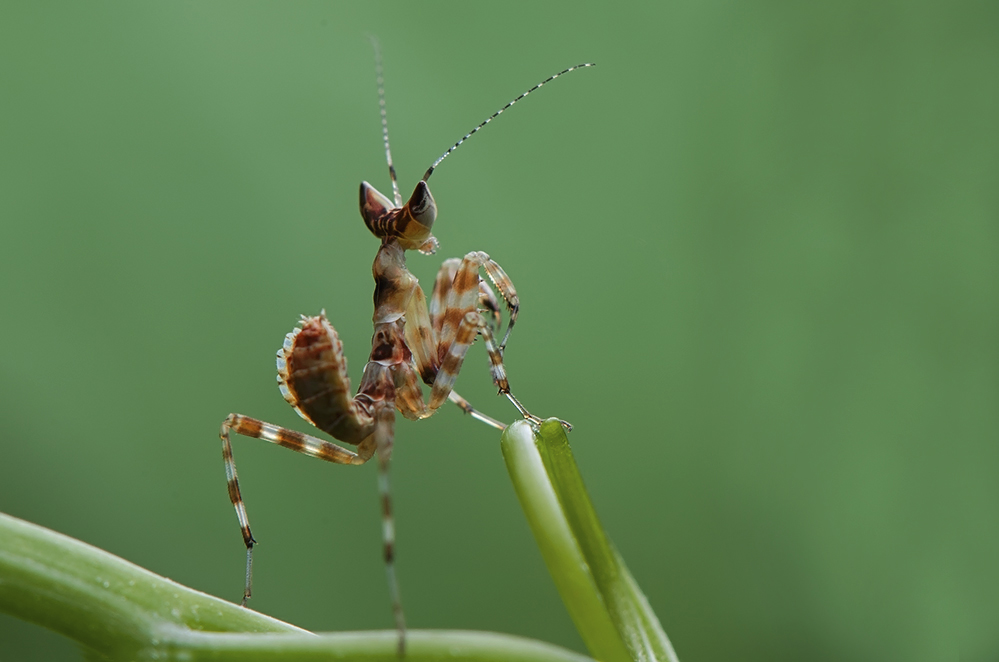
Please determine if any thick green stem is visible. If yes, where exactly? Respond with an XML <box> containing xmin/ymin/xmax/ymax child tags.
<box><xmin>501</xmin><ymin>420</ymin><xmax>679</xmax><ymax>662</ymax></box>
<box><xmin>2</xmin><ymin>420</ymin><xmax>678</xmax><ymax>662</ymax></box>
<box><xmin>0</xmin><ymin>512</ymin><xmax>595</xmax><ymax>662</ymax></box>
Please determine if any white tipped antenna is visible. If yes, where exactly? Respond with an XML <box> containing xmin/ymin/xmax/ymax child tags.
<box><xmin>369</xmin><ymin>36</ymin><xmax>403</xmax><ymax>207</ymax></box>
<box><xmin>421</xmin><ymin>63</ymin><xmax>595</xmax><ymax>182</ymax></box>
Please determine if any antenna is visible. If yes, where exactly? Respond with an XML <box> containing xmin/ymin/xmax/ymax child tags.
<box><xmin>422</xmin><ymin>63</ymin><xmax>595</xmax><ymax>182</ymax></box>
<box><xmin>369</xmin><ymin>36</ymin><xmax>403</xmax><ymax>207</ymax></box>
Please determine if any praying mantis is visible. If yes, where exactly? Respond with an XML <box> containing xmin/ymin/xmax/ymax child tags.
<box><xmin>219</xmin><ymin>48</ymin><xmax>592</xmax><ymax>654</ymax></box>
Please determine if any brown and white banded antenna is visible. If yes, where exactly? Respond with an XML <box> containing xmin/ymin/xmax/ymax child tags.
<box><xmin>421</xmin><ymin>62</ymin><xmax>595</xmax><ymax>183</ymax></box>
<box><xmin>370</xmin><ymin>37</ymin><xmax>404</xmax><ymax>208</ymax></box>
<box><xmin>372</xmin><ymin>37</ymin><xmax>594</xmax><ymax>194</ymax></box>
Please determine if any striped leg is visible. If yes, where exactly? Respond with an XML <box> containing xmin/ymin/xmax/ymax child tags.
<box><xmin>429</xmin><ymin>258</ymin><xmax>461</xmax><ymax>340</ymax></box>
<box><xmin>480</xmin><ymin>258</ymin><xmax>519</xmax><ymax>351</ymax></box>
<box><xmin>391</xmin><ymin>347</ymin><xmax>507</xmax><ymax>431</ymax></box>
<box><xmin>430</xmin><ymin>257</ymin><xmax>505</xmax><ymax>337</ymax></box>
<box><xmin>436</xmin><ymin>253</ymin><xmax>491</xmax><ymax>357</ymax></box>
<box><xmin>428</xmin><ymin>311</ymin><xmax>489</xmax><ymax>410</ymax></box>
<box><xmin>394</xmin><ymin>258</ymin><xmax>504</xmax><ymax>429</ymax></box>
<box><xmin>219</xmin><ymin>413</ymin><xmax>376</xmax><ymax>605</ymax></box>
<box><xmin>471</xmin><ymin>261</ymin><xmax>571</xmax><ymax>428</ymax></box>
<box><xmin>477</xmin><ymin>280</ymin><xmax>502</xmax><ymax>337</ymax></box>
<box><xmin>434</xmin><ymin>311</ymin><xmax>570</xmax><ymax>430</ymax></box>
<box><xmin>448</xmin><ymin>390</ymin><xmax>506</xmax><ymax>430</ymax></box>
<box><xmin>369</xmin><ymin>395</ymin><xmax>406</xmax><ymax>656</ymax></box>
<box><xmin>426</xmin><ymin>254</ymin><xmax>568</xmax><ymax>428</ymax></box>
<box><xmin>434</xmin><ymin>252</ymin><xmax>520</xmax><ymax>356</ymax></box>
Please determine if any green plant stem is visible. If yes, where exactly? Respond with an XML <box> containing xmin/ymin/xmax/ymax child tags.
<box><xmin>2</xmin><ymin>420</ymin><xmax>678</xmax><ymax>662</ymax></box>
<box><xmin>0</xmin><ymin>512</ymin><xmax>595</xmax><ymax>662</ymax></box>
<box><xmin>501</xmin><ymin>420</ymin><xmax>679</xmax><ymax>662</ymax></box>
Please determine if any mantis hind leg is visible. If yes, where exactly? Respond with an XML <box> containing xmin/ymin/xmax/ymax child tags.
<box><xmin>219</xmin><ymin>414</ymin><xmax>376</xmax><ymax>604</ymax></box>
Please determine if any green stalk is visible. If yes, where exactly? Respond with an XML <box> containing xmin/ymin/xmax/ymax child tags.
<box><xmin>0</xmin><ymin>512</ymin><xmax>596</xmax><ymax>662</ymax></box>
<box><xmin>501</xmin><ymin>420</ymin><xmax>679</xmax><ymax>662</ymax></box>
<box><xmin>2</xmin><ymin>420</ymin><xmax>678</xmax><ymax>662</ymax></box>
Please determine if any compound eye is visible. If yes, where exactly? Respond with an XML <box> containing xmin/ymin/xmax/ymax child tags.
<box><xmin>360</xmin><ymin>181</ymin><xmax>393</xmax><ymax>222</ymax></box>
<box><xmin>407</xmin><ymin>181</ymin><xmax>437</xmax><ymax>228</ymax></box>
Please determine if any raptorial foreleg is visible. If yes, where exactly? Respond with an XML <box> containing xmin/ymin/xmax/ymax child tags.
<box><xmin>477</xmin><ymin>280</ymin><xmax>502</xmax><ymax>337</ymax></box>
<box><xmin>440</xmin><ymin>310</ymin><xmax>570</xmax><ymax>429</ymax></box>
<box><xmin>480</xmin><ymin>258</ymin><xmax>519</xmax><ymax>351</ymax></box>
<box><xmin>404</xmin><ymin>261</ymin><xmax>505</xmax><ymax>429</ymax></box>
<box><xmin>434</xmin><ymin>252</ymin><xmax>521</xmax><ymax>359</ymax></box>
<box><xmin>419</xmin><ymin>254</ymin><xmax>569</xmax><ymax>428</ymax></box>
<box><xmin>429</xmin><ymin>257</ymin><xmax>461</xmax><ymax>340</ymax></box>
<box><xmin>389</xmin><ymin>353</ymin><xmax>506</xmax><ymax>430</ymax></box>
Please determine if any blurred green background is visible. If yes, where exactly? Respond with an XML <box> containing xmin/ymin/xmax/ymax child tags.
<box><xmin>0</xmin><ymin>2</ymin><xmax>994</xmax><ymax>661</ymax></box>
